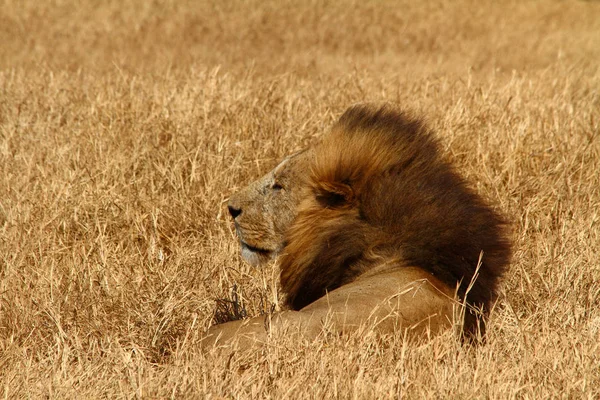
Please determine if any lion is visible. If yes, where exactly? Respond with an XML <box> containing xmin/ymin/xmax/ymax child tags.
<box><xmin>203</xmin><ymin>105</ymin><xmax>511</xmax><ymax>349</ymax></box>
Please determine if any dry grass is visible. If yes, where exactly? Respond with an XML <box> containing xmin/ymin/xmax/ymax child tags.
<box><xmin>1</xmin><ymin>0</ymin><xmax>599</xmax><ymax>398</ymax></box>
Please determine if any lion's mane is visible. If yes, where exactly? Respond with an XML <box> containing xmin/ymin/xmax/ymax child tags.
<box><xmin>279</xmin><ymin>105</ymin><xmax>512</xmax><ymax>334</ymax></box>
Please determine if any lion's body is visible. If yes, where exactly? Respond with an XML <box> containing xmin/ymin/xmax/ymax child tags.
<box><xmin>205</xmin><ymin>266</ymin><xmax>454</xmax><ymax>348</ymax></box>
<box><xmin>205</xmin><ymin>105</ymin><xmax>511</xmax><ymax>348</ymax></box>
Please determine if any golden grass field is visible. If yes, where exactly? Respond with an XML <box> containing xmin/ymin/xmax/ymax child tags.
<box><xmin>1</xmin><ymin>0</ymin><xmax>600</xmax><ymax>398</ymax></box>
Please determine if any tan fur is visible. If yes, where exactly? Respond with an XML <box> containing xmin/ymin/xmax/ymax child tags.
<box><xmin>204</xmin><ymin>105</ymin><xmax>511</xmax><ymax>349</ymax></box>
<box><xmin>227</xmin><ymin>149</ymin><xmax>312</xmax><ymax>266</ymax></box>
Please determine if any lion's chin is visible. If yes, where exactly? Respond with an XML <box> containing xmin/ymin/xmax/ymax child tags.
<box><xmin>240</xmin><ymin>242</ymin><xmax>272</xmax><ymax>266</ymax></box>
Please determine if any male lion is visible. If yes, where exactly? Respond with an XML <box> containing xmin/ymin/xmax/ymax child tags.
<box><xmin>204</xmin><ymin>105</ymin><xmax>511</xmax><ymax>348</ymax></box>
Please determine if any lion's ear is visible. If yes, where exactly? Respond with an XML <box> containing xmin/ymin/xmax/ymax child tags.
<box><xmin>314</xmin><ymin>181</ymin><xmax>355</xmax><ymax>208</ymax></box>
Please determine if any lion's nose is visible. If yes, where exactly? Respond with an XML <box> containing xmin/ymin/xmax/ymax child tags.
<box><xmin>228</xmin><ymin>205</ymin><xmax>242</xmax><ymax>219</ymax></box>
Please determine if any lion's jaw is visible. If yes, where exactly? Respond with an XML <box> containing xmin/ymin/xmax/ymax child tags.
<box><xmin>239</xmin><ymin>241</ymin><xmax>274</xmax><ymax>266</ymax></box>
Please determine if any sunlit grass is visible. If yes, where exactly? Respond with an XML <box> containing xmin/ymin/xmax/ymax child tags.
<box><xmin>0</xmin><ymin>0</ymin><xmax>599</xmax><ymax>397</ymax></box>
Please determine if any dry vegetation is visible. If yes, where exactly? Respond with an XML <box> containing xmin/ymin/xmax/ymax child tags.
<box><xmin>1</xmin><ymin>0</ymin><xmax>599</xmax><ymax>398</ymax></box>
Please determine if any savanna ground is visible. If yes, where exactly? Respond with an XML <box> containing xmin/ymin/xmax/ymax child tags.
<box><xmin>1</xmin><ymin>0</ymin><xmax>599</xmax><ymax>398</ymax></box>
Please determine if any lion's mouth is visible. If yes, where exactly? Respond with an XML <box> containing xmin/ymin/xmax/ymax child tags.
<box><xmin>240</xmin><ymin>241</ymin><xmax>272</xmax><ymax>256</ymax></box>
<box><xmin>239</xmin><ymin>241</ymin><xmax>274</xmax><ymax>266</ymax></box>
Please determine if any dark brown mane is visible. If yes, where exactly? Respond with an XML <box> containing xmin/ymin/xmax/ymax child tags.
<box><xmin>279</xmin><ymin>105</ymin><xmax>511</xmax><ymax>334</ymax></box>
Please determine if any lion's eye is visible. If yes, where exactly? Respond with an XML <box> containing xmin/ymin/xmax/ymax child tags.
<box><xmin>272</xmin><ymin>182</ymin><xmax>284</xmax><ymax>191</ymax></box>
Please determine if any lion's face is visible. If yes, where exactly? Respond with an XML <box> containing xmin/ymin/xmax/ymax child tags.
<box><xmin>227</xmin><ymin>150</ymin><xmax>311</xmax><ymax>266</ymax></box>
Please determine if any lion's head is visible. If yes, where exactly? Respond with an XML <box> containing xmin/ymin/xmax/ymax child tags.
<box><xmin>227</xmin><ymin>150</ymin><xmax>311</xmax><ymax>266</ymax></box>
